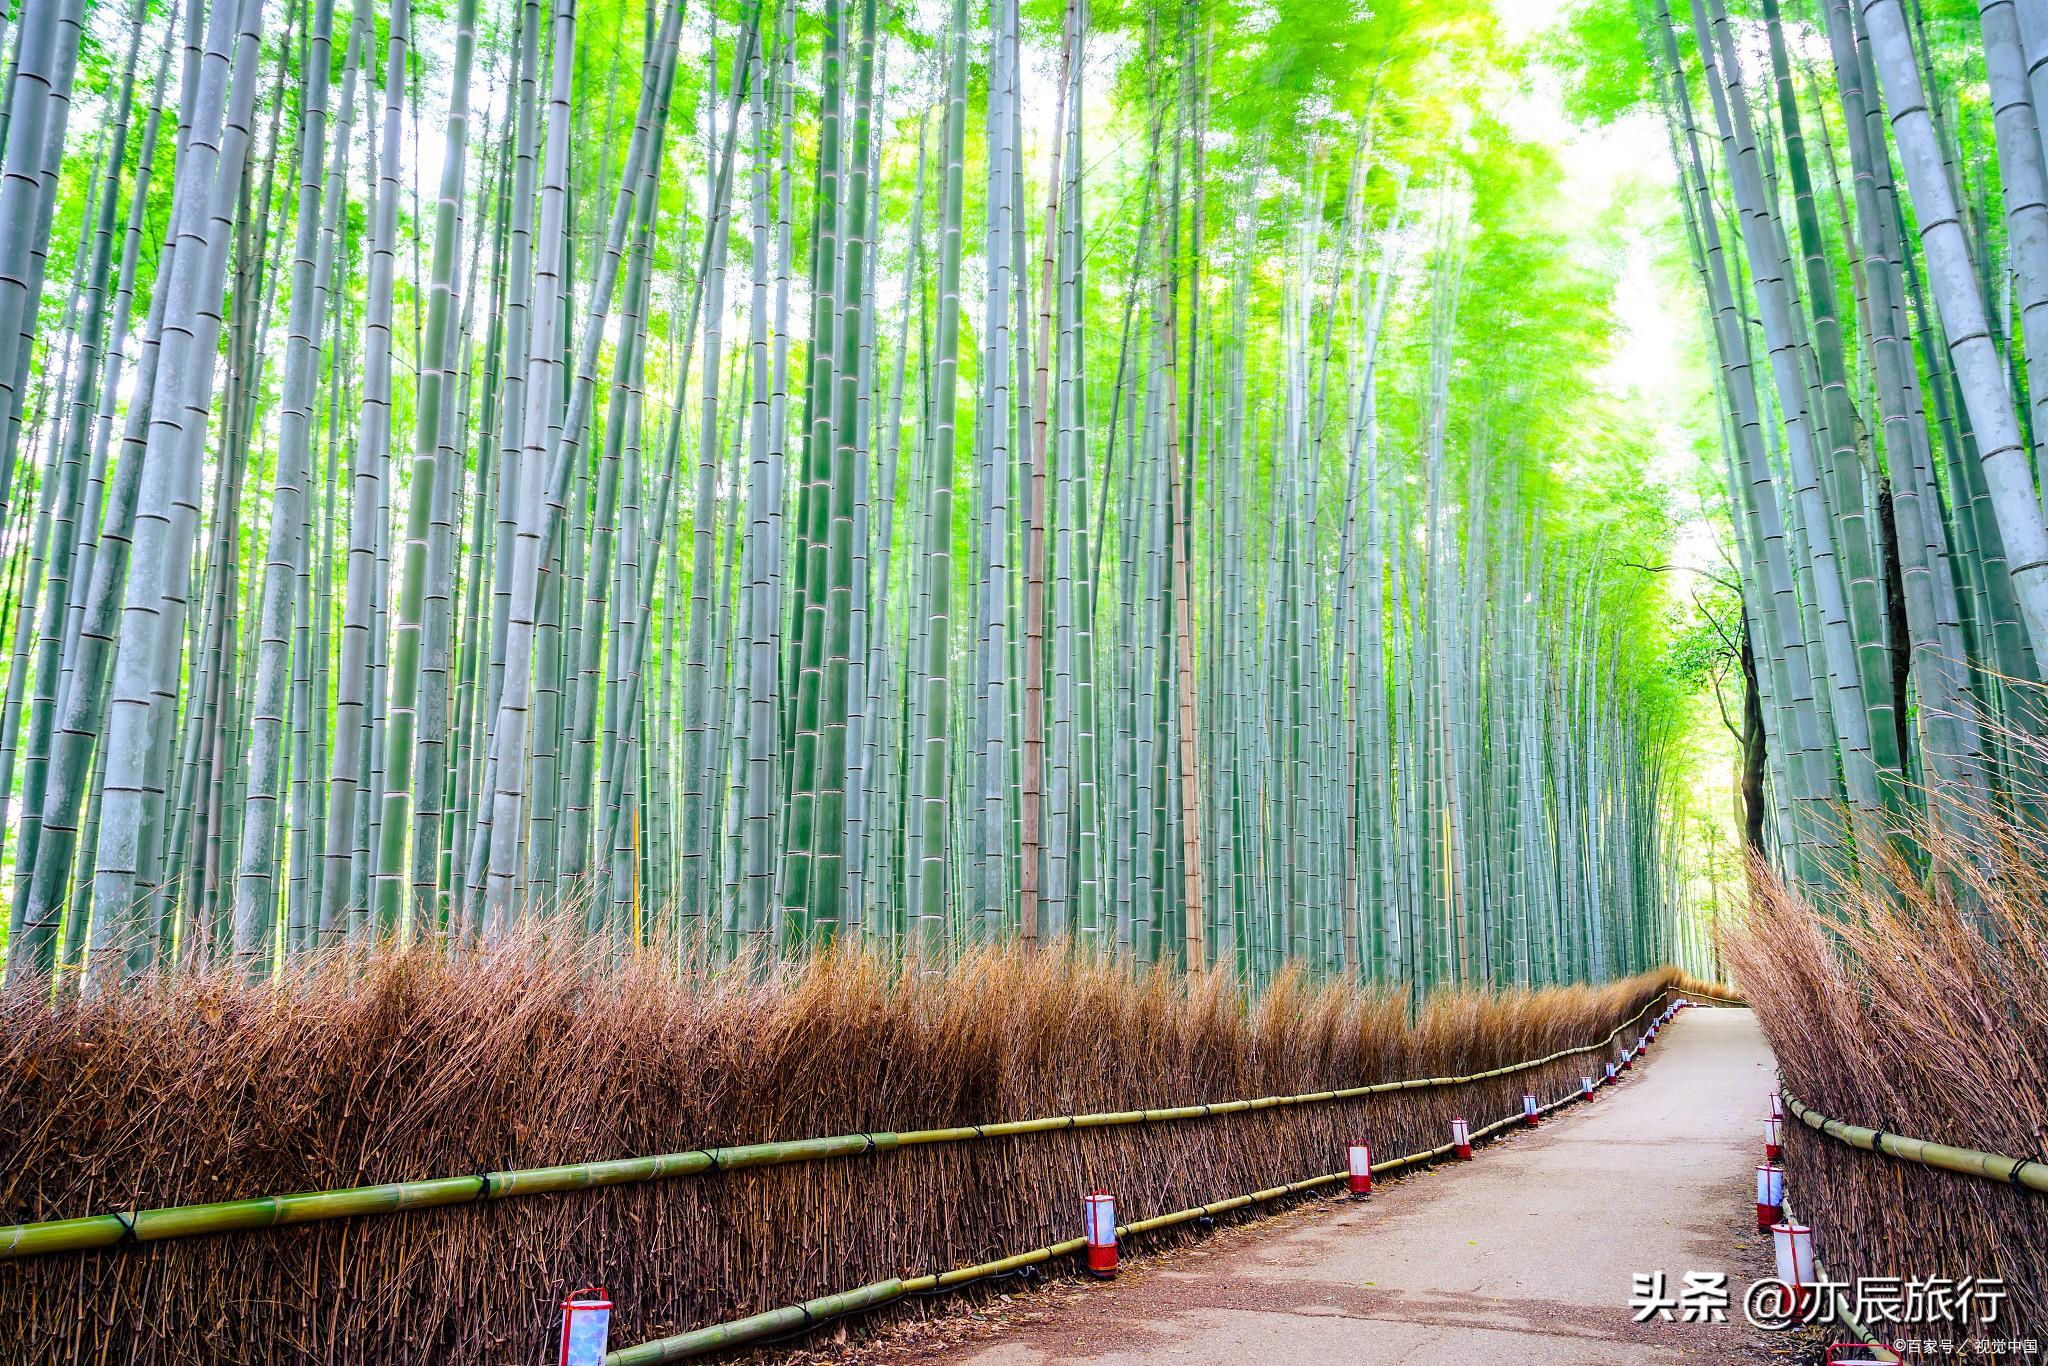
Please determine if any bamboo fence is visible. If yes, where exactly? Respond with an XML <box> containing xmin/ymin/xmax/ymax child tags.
<box><xmin>603</xmin><ymin>1078</ymin><xmax>1615</xmax><ymax>1364</ymax></box>
<box><xmin>0</xmin><ymin>996</ymin><xmax>1679</xmax><ymax>1260</ymax></box>
<box><xmin>1785</xmin><ymin>1092</ymin><xmax>2048</xmax><ymax>1197</ymax></box>
<box><xmin>0</xmin><ymin>955</ymin><xmax>1678</xmax><ymax>1363</ymax></box>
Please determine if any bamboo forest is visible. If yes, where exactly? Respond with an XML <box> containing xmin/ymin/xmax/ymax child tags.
<box><xmin>0</xmin><ymin>0</ymin><xmax>2044</xmax><ymax>1359</ymax></box>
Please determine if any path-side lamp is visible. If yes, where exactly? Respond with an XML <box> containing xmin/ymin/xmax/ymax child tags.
<box><xmin>558</xmin><ymin>1288</ymin><xmax>612</xmax><ymax>1366</ymax></box>
<box><xmin>1523</xmin><ymin>1093</ymin><xmax>1540</xmax><ymax>1127</ymax></box>
<box><xmin>1581</xmin><ymin>1075</ymin><xmax>1595</xmax><ymax>1100</ymax></box>
<box><xmin>1452</xmin><ymin>1117</ymin><xmax>1473</xmax><ymax>1160</ymax></box>
<box><xmin>1769</xmin><ymin>1090</ymin><xmax>1785</xmax><ymax>1121</ymax></box>
<box><xmin>1348</xmin><ymin>1142</ymin><xmax>1373</xmax><ymax>1197</ymax></box>
<box><xmin>1756</xmin><ymin>1163</ymin><xmax>1786</xmax><ymax>1229</ymax></box>
<box><xmin>1765</xmin><ymin>1115</ymin><xmax>1783</xmax><ymax>1162</ymax></box>
<box><xmin>1770</xmin><ymin>1221</ymin><xmax>1817</xmax><ymax>1317</ymax></box>
<box><xmin>1084</xmin><ymin>1191</ymin><xmax>1119</xmax><ymax>1278</ymax></box>
<box><xmin>1605</xmin><ymin>1061</ymin><xmax>1618</xmax><ymax>1084</ymax></box>
<box><xmin>1620</xmin><ymin>1048</ymin><xmax>1634</xmax><ymax>1072</ymax></box>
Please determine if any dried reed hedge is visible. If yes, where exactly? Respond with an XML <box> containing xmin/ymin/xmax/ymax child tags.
<box><xmin>1672</xmin><ymin>969</ymin><xmax>1741</xmax><ymax>1004</ymax></box>
<box><xmin>0</xmin><ymin>942</ymin><xmax>1673</xmax><ymax>1363</ymax></box>
<box><xmin>1729</xmin><ymin>826</ymin><xmax>2048</xmax><ymax>1349</ymax></box>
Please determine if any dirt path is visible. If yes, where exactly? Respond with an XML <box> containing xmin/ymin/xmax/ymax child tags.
<box><xmin>913</xmin><ymin>1006</ymin><xmax>1787</xmax><ymax>1365</ymax></box>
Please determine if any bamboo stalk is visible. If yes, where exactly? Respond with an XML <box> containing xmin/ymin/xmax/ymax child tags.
<box><xmin>1783</xmin><ymin>1090</ymin><xmax>2048</xmax><ymax>1195</ymax></box>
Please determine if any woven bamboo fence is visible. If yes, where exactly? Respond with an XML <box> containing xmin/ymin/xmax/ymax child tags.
<box><xmin>0</xmin><ymin>946</ymin><xmax>1676</xmax><ymax>1363</ymax></box>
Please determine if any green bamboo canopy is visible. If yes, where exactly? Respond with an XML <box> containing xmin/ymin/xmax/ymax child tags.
<box><xmin>0</xmin><ymin>0</ymin><xmax>1702</xmax><ymax>997</ymax></box>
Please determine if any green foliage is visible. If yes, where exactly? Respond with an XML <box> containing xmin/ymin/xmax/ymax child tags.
<box><xmin>1546</xmin><ymin>0</ymin><xmax>1653</xmax><ymax>125</ymax></box>
<box><xmin>0</xmin><ymin>0</ymin><xmax>1704</xmax><ymax>986</ymax></box>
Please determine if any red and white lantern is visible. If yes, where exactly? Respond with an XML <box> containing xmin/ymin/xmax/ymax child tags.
<box><xmin>1084</xmin><ymin>1191</ymin><xmax>1119</xmax><ymax>1277</ymax></box>
<box><xmin>1770</xmin><ymin>1221</ymin><xmax>1817</xmax><ymax>1316</ymax></box>
<box><xmin>1347</xmin><ymin>1141</ymin><xmax>1374</xmax><ymax>1197</ymax></box>
<box><xmin>1764</xmin><ymin>1115</ymin><xmax>1783</xmax><ymax>1162</ymax></box>
<box><xmin>1620</xmin><ymin>1048</ymin><xmax>1634</xmax><ymax>1072</ymax></box>
<box><xmin>1605</xmin><ymin>1061</ymin><xmax>1618</xmax><ymax>1083</ymax></box>
<box><xmin>1451</xmin><ymin>1117</ymin><xmax>1473</xmax><ymax>1160</ymax></box>
<box><xmin>1523</xmin><ymin>1092</ymin><xmax>1540</xmax><ymax>1127</ymax></box>
<box><xmin>1756</xmin><ymin>1163</ymin><xmax>1786</xmax><ymax>1229</ymax></box>
<box><xmin>1581</xmin><ymin>1074</ymin><xmax>1596</xmax><ymax>1099</ymax></box>
<box><xmin>1768</xmin><ymin>1090</ymin><xmax>1785</xmax><ymax>1121</ymax></box>
<box><xmin>557</xmin><ymin>1287</ymin><xmax>612</xmax><ymax>1366</ymax></box>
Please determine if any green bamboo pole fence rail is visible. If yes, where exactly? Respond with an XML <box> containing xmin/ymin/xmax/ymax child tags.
<box><xmin>0</xmin><ymin>991</ymin><xmax>1683</xmax><ymax>1259</ymax></box>
<box><xmin>1783</xmin><ymin>1091</ymin><xmax>2048</xmax><ymax>1196</ymax></box>
<box><xmin>604</xmin><ymin>1081</ymin><xmax>1610</xmax><ymax>1365</ymax></box>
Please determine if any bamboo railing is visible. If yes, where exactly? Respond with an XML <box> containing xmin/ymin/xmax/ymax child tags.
<box><xmin>0</xmin><ymin>992</ymin><xmax>1682</xmax><ymax>1260</ymax></box>
<box><xmin>1783</xmin><ymin>1091</ymin><xmax>2048</xmax><ymax>1196</ymax></box>
<box><xmin>604</xmin><ymin>1085</ymin><xmax>1604</xmax><ymax>1364</ymax></box>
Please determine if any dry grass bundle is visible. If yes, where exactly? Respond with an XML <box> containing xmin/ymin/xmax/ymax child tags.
<box><xmin>1727</xmin><ymin>818</ymin><xmax>2048</xmax><ymax>1346</ymax></box>
<box><xmin>0</xmin><ymin>940</ymin><xmax>1671</xmax><ymax>1363</ymax></box>
<box><xmin>1671</xmin><ymin>969</ymin><xmax>1740</xmax><ymax>1003</ymax></box>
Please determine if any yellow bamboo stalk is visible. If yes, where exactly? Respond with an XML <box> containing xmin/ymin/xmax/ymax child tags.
<box><xmin>1782</xmin><ymin>1091</ymin><xmax>2048</xmax><ymax>1195</ymax></box>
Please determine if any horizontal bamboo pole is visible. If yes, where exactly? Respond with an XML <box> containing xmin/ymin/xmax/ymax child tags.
<box><xmin>0</xmin><ymin>992</ymin><xmax>1675</xmax><ymax>1261</ymax></box>
<box><xmin>604</xmin><ymin>1067</ymin><xmax>1629</xmax><ymax>1365</ymax></box>
<box><xmin>604</xmin><ymin>1277</ymin><xmax>914</xmax><ymax>1366</ymax></box>
<box><xmin>1783</xmin><ymin>1091</ymin><xmax>2048</xmax><ymax>1196</ymax></box>
<box><xmin>0</xmin><ymin>1135</ymin><xmax>885</xmax><ymax>1258</ymax></box>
